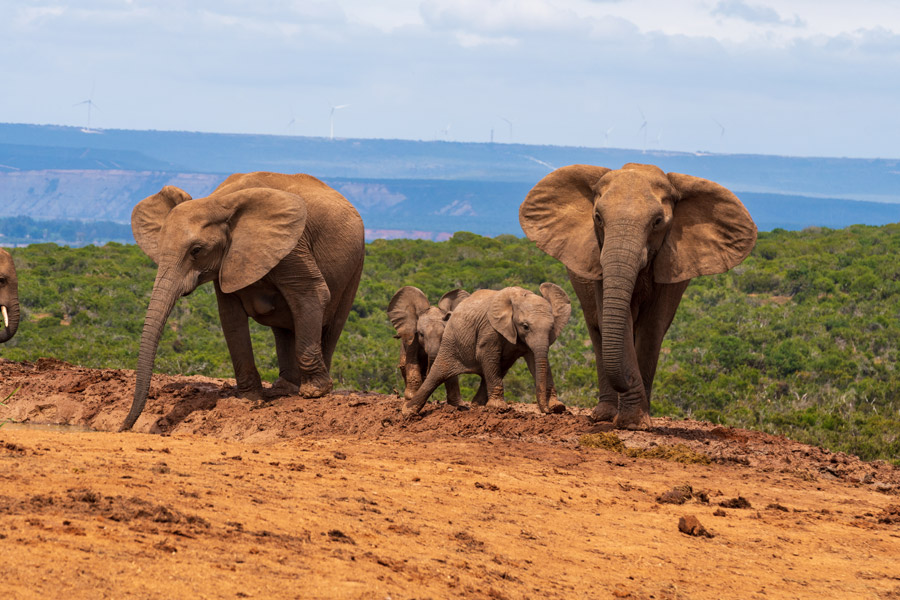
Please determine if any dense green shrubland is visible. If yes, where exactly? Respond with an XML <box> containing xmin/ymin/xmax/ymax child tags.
<box><xmin>2</xmin><ymin>225</ymin><xmax>899</xmax><ymax>462</ymax></box>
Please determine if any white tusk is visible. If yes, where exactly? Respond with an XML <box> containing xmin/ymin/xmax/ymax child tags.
<box><xmin>1</xmin><ymin>306</ymin><xmax>7</xmax><ymax>329</ymax></box>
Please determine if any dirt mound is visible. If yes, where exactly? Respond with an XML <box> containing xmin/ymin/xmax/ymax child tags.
<box><xmin>2</xmin><ymin>357</ymin><xmax>897</xmax><ymax>489</ymax></box>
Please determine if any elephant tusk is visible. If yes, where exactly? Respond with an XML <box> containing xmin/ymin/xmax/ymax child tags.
<box><xmin>1</xmin><ymin>306</ymin><xmax>7</xmax><ymax>329</ymax></box>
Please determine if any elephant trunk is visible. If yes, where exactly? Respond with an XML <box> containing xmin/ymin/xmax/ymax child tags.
<box><xmin>533</xmin><ymin>347</ymin><xmax>552</xmax><ymax>409</ymax></box>
<box><xmin>0</xmin><ymin>282</ymin><xmax>20</xmax><ymax>344</ymax></box>
<box><xmin>600</xmin><ymin>235</ymin><xmax>642</xmax><ymax>393</ymax></box>
<box><xmin>121</xmin><ymin>267</ymin><xmax>180</xmax><ymax>431</ymax></box>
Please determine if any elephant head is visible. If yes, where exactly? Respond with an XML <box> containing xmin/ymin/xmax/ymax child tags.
<box><xmin>488</xmin><ymin>283</ymin><xmax>571</xmax><ymax>410</ymax></box>
<box><xmin>520</xmin><ymin>163</ymin><xmax>756</xmax><ymax>394</ymax></box>
<box><xmin>123</xmin><ymin>184</ymin><xmax>308</xmax><ymax>430</ymax></box>
<box><xmin>0</xmin><ymin>248</ymin><xmax>19</xmax><ymax>344</ymax></box>
<box><xmin>388</xmin><ymin>286</ymin><xmax>469</xmax><ymax>370</ymax></box>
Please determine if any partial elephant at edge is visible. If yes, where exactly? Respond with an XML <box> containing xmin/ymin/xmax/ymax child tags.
<box><xmin>519</xmin><ymin>163</ymin><xmax>757</xmax><ymax>430</ymax></box>
<box><xmin>0</xmin><ymin>248</ymin><xmax>20</xmax><ymax>344</ymax></box>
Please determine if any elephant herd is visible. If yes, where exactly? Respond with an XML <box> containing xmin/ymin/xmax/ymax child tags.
<box><xmin>0</xmin><ymin>163</ymin><xmax>757</xmax><ymax>433</ymax></box>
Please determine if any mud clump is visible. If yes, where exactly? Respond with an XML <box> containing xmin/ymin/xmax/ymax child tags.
<box><xmin>579</xmin><ymin>433</ymin><xmax>711</xmax><ymax>465</ymax></box>
<box><xmin>719</xmin><ymin>496</ymin><xmax>753</xmax><ymax>509</ymax></box>
<box><xmin>877</xmin><ymin>504</ymin><xmax>900</xmax><ymax>525</ymax></box>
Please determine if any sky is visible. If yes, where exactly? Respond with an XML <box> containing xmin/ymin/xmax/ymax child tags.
<box><xmin>1</xmin><ymin>0</ymin><xmax>899</xmax><ymax>158</ymax></box>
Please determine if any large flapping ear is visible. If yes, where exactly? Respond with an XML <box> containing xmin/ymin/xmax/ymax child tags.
<box><xmin>519</xmin><ymin>165</ymin><xmax>611</xmax><ymax>280</ymax></box>
<box><xmin>488</xmin><ymin>288</ymin><xmax>519</xmax><ymax>345</ymax></box>
<box><xmin>539</xmin><ymin>282</ymin><xmax>572</xmax><ymax>342</ymax></box>
<box><xmin>437</xmin><ymin>288</ymin><xmax>469</xmax><ymax>316</ymax></box>
<box><xmin>388</xmin><ymin>286</ymin><xmax>430</xmax><ymax>345</ymax></box>
<box><xmin>653</xmin><ymin>173</ymin><xmax>758</xmax><ymax>284</ymax></box>
<box><xmin>216</xmin><ymin>187</ymin><xmax>308</xmax><ymax>293</ymax></box>
<box><xmin>131</xmin><ymin>186</ymin><xmax>193</xmax><ymax>263</ymax></box>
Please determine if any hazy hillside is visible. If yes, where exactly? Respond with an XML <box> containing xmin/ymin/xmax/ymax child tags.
<box><xmin>2</xmin><ymin>122</ymin><xmax>899</xmax><ymax>244</ymax></box>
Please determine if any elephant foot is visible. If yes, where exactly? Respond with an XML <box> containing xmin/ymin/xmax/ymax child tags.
<box><xmin>590</xmin><ymin>401</ymin><xmax>618</xmax><ymax>423</ymax></box>
<box><xmin>268</xmin><ymin>377</ymin><xmax>300</xmax><ymax>398</ymax></box>
<box><xmin>486</xmin><ymin>397</ymin><xmax>509</xmax><ymax>411</ymax></box>
<box><xmin>547</xmin><ymin>397</ymin><xmax>567</xmax><ymax>414</ymax></box>
<box><xmin>298</xmin><ymin>374</ymin><xmax>332</xmax><ymax>398</ymax></box>
<box><xmin>446</xmin><ymin>395</ymin><xmax>461</xmax><ymax>407</ymax></box>
<box><xmin>401</xmin><ymin>399</ymin><xmax>424</xmax><ymax>417</ymax></box>
<box><xmin>612</xmin><ymin>408</ymin><xmax>652</xmax><ymax>431</ymax></box>
<box><xmin>236</xmin><ymin>386</ymin><xmax>264</xmax><ymax>402</ymax></box>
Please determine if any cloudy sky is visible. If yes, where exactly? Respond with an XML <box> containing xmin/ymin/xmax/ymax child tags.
<box><xmin>2</xmin><ymin>0</ymin><xmax>899</xmax><ymax>158</ymax></box>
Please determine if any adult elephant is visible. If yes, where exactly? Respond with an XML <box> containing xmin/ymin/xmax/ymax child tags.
<box><xmin>0</xmin><ymin>248</ymin><xmax>19</xmax><ymax>344</ymax></box>
<box><xmin>122</xmin><ymin>171</ymin><xmax>365</xmax><ymax>431</ymax></box>
<box><xmin>520</xmin><ymin>163</ymin><xmax>756</xmax><ymax>429</ymax></box>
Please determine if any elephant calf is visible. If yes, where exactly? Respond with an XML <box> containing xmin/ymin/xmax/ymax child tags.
<box><xmin>388</xmin><ymin>286</ymin><xmax>469</xmax><ymax>404</ymax></box>
<box><xmin>402</xmin><ymin>283</ymin><xmax>571</xmax><ymax>416</ymax></box>
<box><xmin>0</xmin><ymin>248</ymin><xmax>19</xmax><ymax>344</ymax></box>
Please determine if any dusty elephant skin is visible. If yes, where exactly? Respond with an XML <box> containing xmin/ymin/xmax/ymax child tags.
<box><xmin>403</xmin><ymin>283</ymin><xmax>571</xmax><ymax>416</ymax></box>
<box><xmin>0</xmin><ymin>248</ymin><xmax>20</xmax><ymax>344</ymax></box>
<box><xmin>124</xmin><ymin>171</ymin><xmax>365</xmax><ymax>431</ymax></box>
<box><xmin>520</xmin><ymin>163</ymin><xmax>757</xmax><ymax>430</ymax></box>
<box><xmin>388</xmin><ymin>286</ymin><xmax>469</xmax><ymax>404</ymax></box>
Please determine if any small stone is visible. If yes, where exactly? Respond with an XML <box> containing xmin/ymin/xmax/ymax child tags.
<box><xmin>678</xmin><ymin>515</ymin><xmax>713</xmax><ymax>538</ymax></box>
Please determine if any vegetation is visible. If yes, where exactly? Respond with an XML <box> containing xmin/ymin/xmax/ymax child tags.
<box><xmin>2</xmin><ymin>225</ymin><xmax>900</xmax><ymax>462</ymax></box>
<box><xmin>0</xmin><ymin>216</ymin><xmax>133</xmax><ymax>246</ymax></box>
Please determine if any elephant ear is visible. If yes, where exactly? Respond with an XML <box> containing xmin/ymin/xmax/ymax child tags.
<box><xmin>388</xmin><ymin>286</ymin><xmax>430</xmax><ymax>345</ymax></box>
<box><xmin>519</xmin><ymin>165</ymin><xmax>611</xmax><ymax>280</ymax></box>
<box><xmin>437</xmin><ymin>288</ymin><xmax>469</xmax><ymax>317</ymax></box>
<box><xmin>539</xmin><ymin>282</ymin><xmax>572</xmax><ymax>342</ymax></box>
<box><xmin>488</xmin><ymin>288</ymin><xmax>518</xmax><ymax>345</ymax></box>
<box><xmin>131</xmin><ymin>186</ymin><xmax>193</xmax><ymax>263</ymax></box>
<box><xmin>653</xmin><ymin>173</ymin><xmax>758</xmax><ymax>284</ymax></box>
<box><xmin>216</xmin><ymin>187</ymin><xmax>308</xmax><ymax>293</ymax></box>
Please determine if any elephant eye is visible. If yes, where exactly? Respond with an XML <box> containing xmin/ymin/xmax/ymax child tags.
<box><xmin>0</xmin><ymin>277</ymin><xmax>6</xmax><ymax>285</ymax></box>
<box><xmin>593</xmin><ymin>210</ymin><xmax>603</xmax><ymax>225</ymax></box>
<box><xmin>190</xmin><ymin>245</ymin><xmax>203</xmax><ymax>258</ymax></box>
<box><xmin>652</xmin><ymin>215</ymin><xmax>664</xmax><ymax>229</ymax></box>
<box><xmin>522</xmin><ymin>322</ymin><xmax>530</xmax><ymax>331</ymax></box>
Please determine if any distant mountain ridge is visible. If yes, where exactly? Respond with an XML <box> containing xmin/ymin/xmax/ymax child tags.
<box><xmin>1</xmin><ymin>122</ymin><xmax>898</xmax><ymax>245</ymax></box>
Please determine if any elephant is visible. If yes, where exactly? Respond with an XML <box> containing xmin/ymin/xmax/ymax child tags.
<box><xmin>519</xmin><ymin>163</ymin><xmax>757</xmax><ymax>429</ymax></box>
<box><xmin>0</xmin><ymin>248</ymin><xmax>19</xmax><ymax>344</ymax></box>
<box><xmin>388</xmin><ymin>286</ymin><xmax>469</xmax><ymax>404</ymax></box>
<box><xmin>122</xmin><ymin>171</ymin><xmax>365</xmax><ymax>431</ymax></box>
<box><xmin>402</xmin><ymin>283</ymin><xmax>571</xmax><ymax>416</ymax></box>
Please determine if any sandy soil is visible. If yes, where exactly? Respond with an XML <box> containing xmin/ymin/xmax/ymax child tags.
<box><xmin>1</xmin><ymin>357</ymin><xmax>899</xmax><ymax>599</ymax></box>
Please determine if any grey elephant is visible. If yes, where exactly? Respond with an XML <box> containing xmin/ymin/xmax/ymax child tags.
<box><xmin>402</xmin><ymin>283</ymin><xmax>571</xmax><ymax>416</ymax></box>
<box><xmin>123</xmin><ymin>171</ymin><xmax>365</xmax><ymax>431</ymax></box>
<box><xmin>388</xmin><ymin>286</ymin><xmax>469</xmax><ymax>404</ymax></box>
<box><xmin>520</xmin><ymin>163</ymin><xmax>756</xmax><ymax>430</ymax></box>
<box><xmin>0</xmin><ymin>248</ymin><xmax>19</xmax><ymax>344</ymax></box>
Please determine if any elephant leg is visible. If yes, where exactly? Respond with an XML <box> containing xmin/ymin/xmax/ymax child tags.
<box><xmin>481</xmin><ymin>355</ymin><xmax>507</xmax><ymax>410</ymax></box>
<box><xmin>270</xmin><ymin>327</ymin><xmax>301</xmax><ymax>395</ymax></box>
<box><xmin>321</xmin><ymin>260</ymin><xmax>363</xmax><ymax>371</ymax></box>
<box><xmin>471</xmin><ymin>378</ymin><xmax>488</xmax><ymax>406</ymax></box>
<box><xmin>443</xmin><ymin>376</ymin><xmax>462</xmax><ymax>407</ymax></box>
<box><xmin>402</xmin><ymin>345</ymin><xmax>425</xmax><ymax>397</ymax></box>
<box><xmin>215</xmin><ymin>284</ymin><xmax>263</xmax><ymax>399</ymax></box>
<box><xmin>634</xmin><ymin>281</ymin><xmax>690</xmax><ymax>405</ymax></box>
<box><xmin>524</xmin><ymin>352</ymin><xmax>565</xmax><ymax>414</ymax></box>
<box><xmin>402</xmin><ymin>351</ymin><xmax>465</xmax><ymax>416</ymax></box>
<box><xmin>610</xmin><ymin>309</ymin><xmax>651</xmax><ymax>430</ymax></box>
<box><xmin>569</xmin><ymin>274</ymin><xmax>618</xmax><ymax>422</ymax></box>
<box><xmin>282</xmin><ymin>289</ymin><xmax>332</xmax><ymax>398</ymax></box>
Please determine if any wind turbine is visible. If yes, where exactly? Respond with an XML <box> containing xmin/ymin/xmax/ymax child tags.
<box><xmin>603</xmin><ymin>126</ymin><xmax>615</xmax><ymax>147</ymax></box>
<box><xmin>74</xmin><ymin>83</ymin><xmax>99</xmax><ymax>132</ymax></box>
<box><xmin>499</xmin><ymin>116</ymin><xmax>513</xmax><ymax>142</ymax></box>
<box><xmin>712</xmin><ymin>117</ymin><xmax>725</xmax><ymax>152</ymax></box>
<box><xmin>330</xmin><ymin>104</ymin><xmax>349</xmax><ymax>140</ymax></box>
<box><xmin>637</xmin><ymin>106</ymin><xmax>648</xmax><ymax>153</ymax></box>
<box><xmin>285</xmin><ymin>104</ymin><xmax>297</xmax><ymax>134</ymax></box>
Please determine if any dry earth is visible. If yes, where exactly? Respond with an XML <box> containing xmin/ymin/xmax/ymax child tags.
<box><xmin>1</xmin><ymin>357</ymin><xmax>899</xmax><ymax>599</ymax></box>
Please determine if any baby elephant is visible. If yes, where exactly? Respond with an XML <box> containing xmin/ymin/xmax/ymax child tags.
<box><xmin>388</xmin><ymin>286</ymin><xmax>469</xmax><ymax>404</ymax></box>
<box><xmin>402</xmin><ymin>283</ymin><xmax>571</xmax><ymax>416</ymax></box>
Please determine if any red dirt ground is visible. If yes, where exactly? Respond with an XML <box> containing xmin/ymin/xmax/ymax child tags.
<box><xmin>1</xmin><ymin>357</ymin><xmax>899</xmax><ymax>599</ymax></box>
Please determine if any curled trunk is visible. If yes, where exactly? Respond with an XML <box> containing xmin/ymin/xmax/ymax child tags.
<box><xmin>599</xmin><ymin>239</ymin><xmax>641</xmax><ymax>393</ymax></box>
<box><xmin>121</xmin><ymin>270</ymin><xmax>180</xmax><ymax>431</ymax></box>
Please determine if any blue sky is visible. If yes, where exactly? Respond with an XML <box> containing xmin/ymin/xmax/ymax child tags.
<box><xmin>1</xmin><ymin>0</ymin><xmax>899</xmax><ymax>158</ymax></box>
